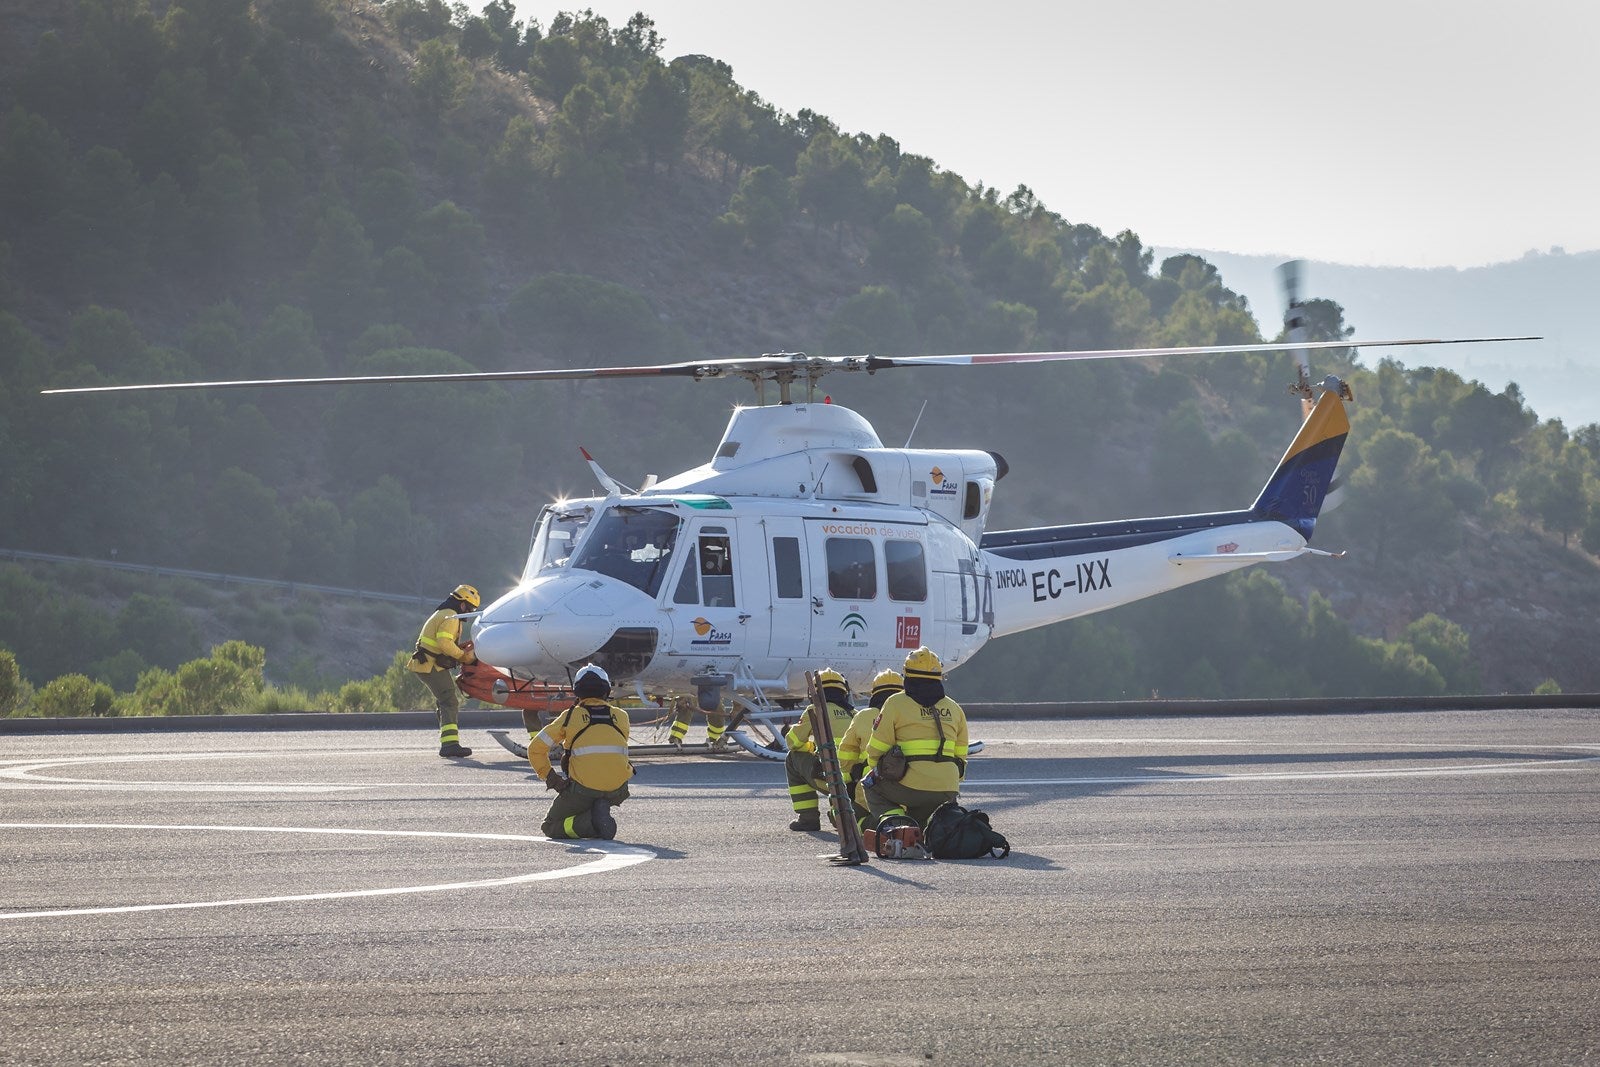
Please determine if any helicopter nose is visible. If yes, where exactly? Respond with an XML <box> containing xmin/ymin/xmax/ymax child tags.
<box><xmin>471</xmin><ymin>576</ymin><xmax>621</xmax><ymax>671</ymax></box>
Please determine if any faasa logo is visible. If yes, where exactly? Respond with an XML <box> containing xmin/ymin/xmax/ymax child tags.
<box><xmin>689</xmin><ymin>616</ymin><xmax>732</xmax><ymax>646</ymax></box>
<box><xmin>928</xmin><ymin>465</ymin><xmax>958</xmax><ymax>495</ymax></box>
<box><xmin>896</xmin><ymin>616</ymin><xmax>921</xmax><ymax>649</ymax></box>
<box><xmin>1216</xmin><ymin>542</ymin><xmax>1239</xmax><ymax>554</ymax></box>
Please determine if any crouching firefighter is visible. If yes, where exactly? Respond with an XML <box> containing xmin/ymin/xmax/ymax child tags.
<box><xmin>528</xmin><ymin>664</ymin><xmax>632</xmax><ymax>841</ymax></box>
<box><xmin>407</xmin><ymin>583</ymin><xmax>481</xmax><ymax>758</ymax></box>
<box><xmin>863</xmin><ymin>647</ymin><xmax>969</xmax><ymax>854</ymax></box>
<box><xmin>783</xmin><ymin>668</ymin><xmax>856</xmax><ymax>832</ymax></box>
<box><xmin>837</xmin><ymin>669</ymin><xmax>904</xmax><ymax>837</ymax></box>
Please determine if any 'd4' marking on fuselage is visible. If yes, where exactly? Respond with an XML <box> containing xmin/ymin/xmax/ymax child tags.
<box><xmin>1030</xmin><ymin>558</ymin><xmax>1111</xmax><ymax>602</ymax></box>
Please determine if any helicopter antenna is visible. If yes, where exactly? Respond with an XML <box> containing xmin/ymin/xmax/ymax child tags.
<box><xmin>811</xmin><ymin>461</ymin><xmax>830</xmax><ymax>497</ymax></box>
<box><xmin>904</xmin><ymin>400</ymin><xmax>929</xmax><ymax>447</ymax></box>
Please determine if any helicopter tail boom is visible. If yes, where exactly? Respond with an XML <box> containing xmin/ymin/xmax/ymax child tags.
<box><xmin>978</xmin><ymin>390</ymin><xmax>1350</xmax><ymax>639</ymax></box>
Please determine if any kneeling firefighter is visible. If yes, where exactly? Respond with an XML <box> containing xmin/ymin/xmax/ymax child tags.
<box><xmin>782</xmin><ymin>668</ymin><xmax>856</xmax><ymax>831</ymax></box>
<box><xmin>863</xmin><ymin>647</ymin><xmax>969</xmax><ymax>841</ymax></box>
<box><xmin>837</xmin><ymin>669</ymin><xmax>904</xmax><ymax>836</ymax></box>
<box><xmin>407</xmin><ymin>583</ymin><xmax>481</xmax><ymax>758</ymax></box>
<box><xmin>528</xmin><ymin>664</ymin><xmax>633</xmax><ymax>840</ymax></box>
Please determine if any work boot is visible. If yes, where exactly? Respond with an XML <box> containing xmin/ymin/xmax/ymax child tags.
<box><xmin>439</xmin><ymin>741</ymin><xmax>473</xmax><ymax>758</ymax></box>
<box><xmin>590</xmin><ymin>799</ymin><xmax>617</xmax><ymax>840</ymax></box>
<box><xmin>788</xmin><ymin>812</ymin><xmax>821</xmax><ymax>832</ymax></box>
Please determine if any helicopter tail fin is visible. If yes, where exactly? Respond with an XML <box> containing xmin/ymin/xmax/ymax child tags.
<box><xmin>1248</xmin><ymin>389</ymin><xmax>1350</xmax><ymax>540</ymax></box>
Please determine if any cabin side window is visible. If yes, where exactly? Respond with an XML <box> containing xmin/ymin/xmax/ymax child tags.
<box><xmin>884</xmin><ymin>540</ymin><xmax>927</xmax><ymax>602</ymax></box>
<box><xmin>825</xmin><ymin>537</ymin><xmax>877</xmax><ymax>600</ymax></box>
<box><xmin>772</xmin><ymin>536</ymin><xmax>803</xmax><ymax>598</ymax></box>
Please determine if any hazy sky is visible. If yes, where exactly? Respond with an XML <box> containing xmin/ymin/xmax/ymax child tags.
<box><xmin>522</xmin><ymin>0</ymin><xmax>1596</xmax><ymax>269</ymax></box>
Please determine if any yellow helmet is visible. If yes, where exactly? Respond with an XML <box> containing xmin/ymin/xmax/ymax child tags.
<box><xmin>902</xmin><ymin>646</ymin><xmax>943</xmax><ymax>680</ymax></box>
<box><xmin>871</xmin><ymin>669</ymin><xmax>904</xmax><ymax>696</ymax></box>
<box><xmin>815</xmin><ymin>667</ymin><xmax>846</xmax><ymax>689</ymax></box>
<box><xmin>452</xmin><ymin>584</ymin><xmax>481</xmax><ymax>610</ymax></box>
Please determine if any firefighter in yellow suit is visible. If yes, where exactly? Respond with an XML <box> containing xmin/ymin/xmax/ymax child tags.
<box><xmin>837</xmin><ymin>669</ymin><xmax>903</xmax><ymax>835</ymax></box>
<box><xmin>528</xmin><ymin>664</ymin><xmax>633</xmax><ymax>840</ymax></box>
<box><xmin>407</xmin><ymin>583</ymin><xmax>480</xmax><ymax>757</ymax></box>
<box><xmin>863</xmin><ymin>647</ymin><xmax>969</xmax><ymax>829</ymax></box>
<box><xmin>782</xmin><ymin>668</ymin><xmax>856</xmax><ymax>831</ymax></box>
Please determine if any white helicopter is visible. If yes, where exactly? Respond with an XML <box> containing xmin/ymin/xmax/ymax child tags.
<box><xmin>46</xmin><ymin>310</ymin><xmax>1534</xmax><ymax>758</ymax></box>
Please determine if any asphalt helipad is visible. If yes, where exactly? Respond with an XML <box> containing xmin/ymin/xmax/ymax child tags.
<box><xmin>3</xmin><ymin>708</ymin><xmax>1597</xmax><ymax>1065</ymax></box>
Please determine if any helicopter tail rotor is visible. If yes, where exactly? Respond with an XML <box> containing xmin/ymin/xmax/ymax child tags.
<box><xmin>1277</xmin><ymin>259</ymin><xmax>1316</xmax><ymax>419</ymax></box>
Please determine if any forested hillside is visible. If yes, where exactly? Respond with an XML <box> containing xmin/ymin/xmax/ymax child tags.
<box><xmin>4</xmin><ymin>0</ymin><xmax>1599</xmax><ymax>715</ymax></box>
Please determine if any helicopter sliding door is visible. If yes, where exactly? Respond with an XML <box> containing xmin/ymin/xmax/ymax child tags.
<box><xmin>763</xmin><ymin>517</ymin><xmax>810</xmax><ymax>661</ymax></box>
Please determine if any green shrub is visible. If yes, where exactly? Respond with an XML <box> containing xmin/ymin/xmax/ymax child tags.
<box><xmin>289</xmin><ymin>609</ymin><xmax>320</xmax><ymax>643</ymax></box>
<box><xmin>31</xmin><ymin>674</ymin><xmax>115</xmax><ymax>717</ymax></box>
<box><xmin>328</xmin><ymin>676</ymin><xmax>395</xmax><ymax>713</ymax></box>
<box><xmin>235</xmin><ymin>686</ymin><xmax>315</xmax><ymax>715</ymax></box>
<box><xmin>0</xmin><ymin>649</ymin><xmax>32</xmax><ymax>716</ymax></box>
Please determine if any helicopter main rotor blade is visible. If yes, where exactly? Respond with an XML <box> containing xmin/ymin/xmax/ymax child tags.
<box><xmin>860</xmin><ymin>335</ymin><xmax>1540</xmax><ymax>370</ymax></box>
<box><xmin>38</xmin><ymin>355</ymin><xmax>795</xmax><ymax>395</ymax></box>
<box><xmin>40</xmin><ymin>337</ymin><xmax>1538</xmax><ymax>396</ymax></box>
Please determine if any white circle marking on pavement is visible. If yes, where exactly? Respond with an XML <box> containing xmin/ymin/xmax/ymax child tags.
<box><xmin>0</xmin><ymin>822</ymin><xmax>653</xmax><ymax>920</ymax></box>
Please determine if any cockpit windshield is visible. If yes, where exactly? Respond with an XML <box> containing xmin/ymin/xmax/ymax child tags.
<box><xmin>568</xmin><ymin>506</ymin><xmax>682</xmax><ymax>596</ymax></box>
<box><xmin>522</xmin><ymin>505</ymin><xmax>594</xmax><ymax>582</ymax></box>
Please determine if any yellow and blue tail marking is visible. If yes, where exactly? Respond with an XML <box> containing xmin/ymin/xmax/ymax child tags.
<box><xmin>1248</xmin><ymin>391</ymin><xmax>1350</xmax><ymax>540</ymax></box>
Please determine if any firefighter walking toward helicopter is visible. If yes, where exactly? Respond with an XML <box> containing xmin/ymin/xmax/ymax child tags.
<box><xmin>407</xmin><ymin>583</ymin><xmax>481</xmax><ymax>758</ymax></box>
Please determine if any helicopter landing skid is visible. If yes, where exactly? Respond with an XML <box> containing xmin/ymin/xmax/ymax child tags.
<box><xmin>728</xmin><ymin>729</ymin><xmax>787</xmax><ymax>761</ymax></box>
<box><xmin>488</xmin><ymin>728</ymin><xmax>782</xmax><ymax>761</ymax></box>
<box><xmin>489</xmin><ymin>730</ymin><xmax>529</xmax><ymax>759</ymax></box>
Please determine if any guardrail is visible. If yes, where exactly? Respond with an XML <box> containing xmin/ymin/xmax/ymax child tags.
<box><xmin>2</xmin><ymin>693</ymin><xmax>1597</xmax><ymax>734</ymax></box>
<box><xmin>0</xmin><ymin>546</ymin><xmax>431</xmax><ymax>605</ymax></box>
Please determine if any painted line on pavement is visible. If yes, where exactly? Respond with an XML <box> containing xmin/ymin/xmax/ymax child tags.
<box><xmin>0</xmin><ymin>823</ymin><xmax>653</xmax><ymax>920</ymax></box>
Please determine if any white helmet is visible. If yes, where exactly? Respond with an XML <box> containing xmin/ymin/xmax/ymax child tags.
<box><xmin>573</xmin><ymin>663</ymin><xmax>611</xmax><ymax>698</ymax></box>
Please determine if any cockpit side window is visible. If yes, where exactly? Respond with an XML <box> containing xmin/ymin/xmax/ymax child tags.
<box><xmin>569</xmin><ymin>507</ymin><xmax>681</xmax><ymax>596</ymax></box>
<box><xmin>522</xmin><ymin>507</ymin><xmax>592</xmax><ymax>582</ymax></box>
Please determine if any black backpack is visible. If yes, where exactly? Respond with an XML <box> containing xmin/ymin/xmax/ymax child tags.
<box><xmin>923</xmin><ymin>800</ymin><xmax>1009</xmax><ymax>859</ymax></box>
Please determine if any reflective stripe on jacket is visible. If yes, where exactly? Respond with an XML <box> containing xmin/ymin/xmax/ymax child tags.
<box><xmin>529</xmin><ymin>699</ymin><xmax>633</xmax><ymax>791</ymax></box>
<box><xmin>407</xmin><ymin>608</ymin><xmax>473</xmax><ymax>673</ymax></box>
<box><xmin>784</xmin><ymin>701</ymin><xmax>855</xmax><ymax>754</ymax></box>
<box><xmin>866</xmin><ymin>691</ymin><xmax>969</xmax><ymax>792</ymax></box>
<box><xmin>836</xmin><ymin>706</ymin><xmax>878</xmax><ymax>778</ymax></box>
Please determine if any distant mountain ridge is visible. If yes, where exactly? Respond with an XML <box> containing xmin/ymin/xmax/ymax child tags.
<box><xmin>1154</xmin><ymin>248</ymin><xmax>1600</xmax><ymax>428</ymax></box>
